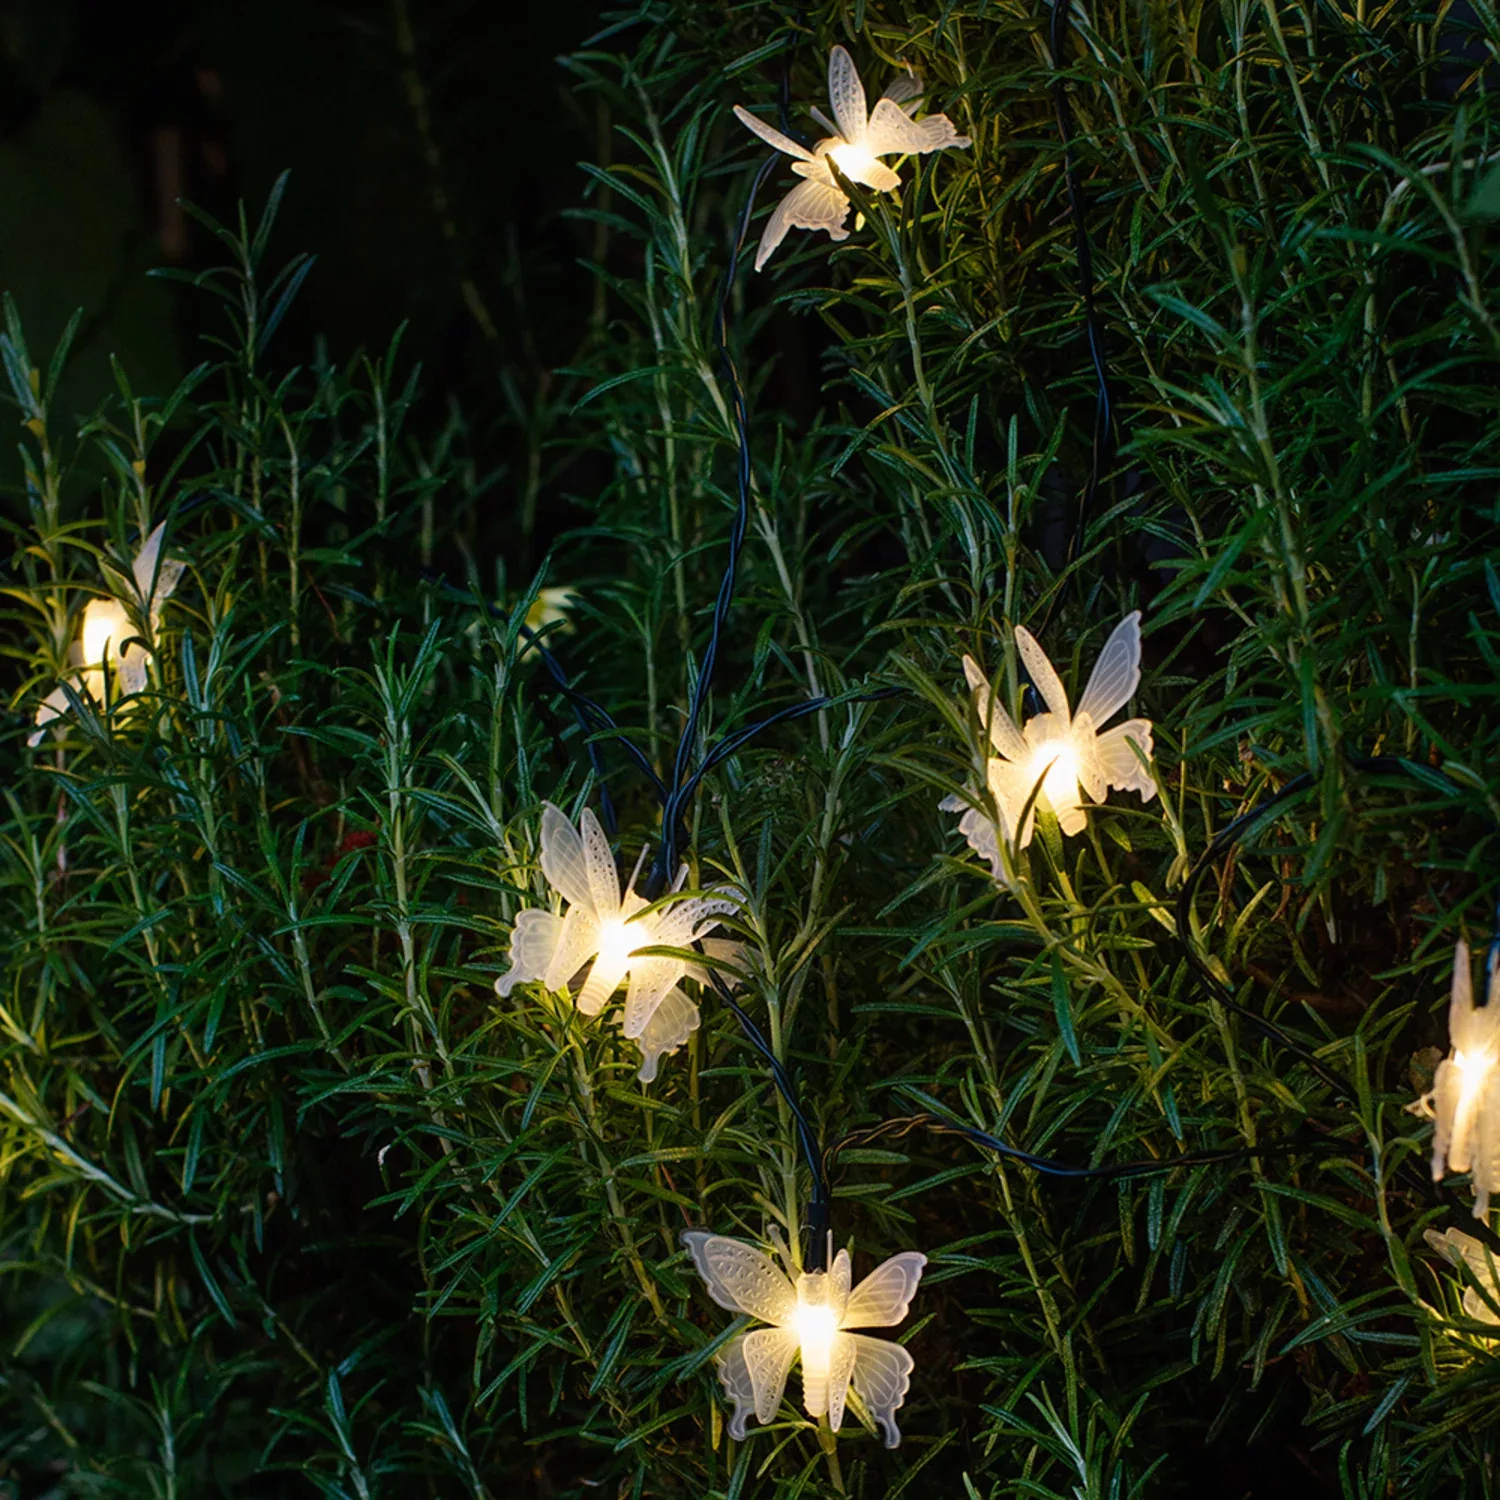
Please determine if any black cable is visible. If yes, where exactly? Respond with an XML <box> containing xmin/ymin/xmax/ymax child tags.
<box><xmin>425</xmin><ymin>571</ymin><xmax>668</xmax><ymax>832</ymax></box>
<box><xmin>649</xmin><ymin>154</ymin><xmax>779</xmax><ymax>898</ymax></box>
<box><xmin>1030</xmin><ymin>0</ymin><xmax>1115</xmax><ymax>643</ymax></box>
<box><xmin>704</xmin><ymin>965</ymin><xmax>832</xmax><ymax>1270</ymax></box>
<box><xmin>826</xmin><ymin>1098</ymin><xmax>1352</xmax><ymax>1184</ymax></box>
<box><xmin>1173</xmin><ymin>770</ymin><xmax>1352</xmax><ymax>1099</ymax></box>
<box><xmin>1175</xmin><ymin>750</ymin><xmax>1500</xmax><ymax>1252</ymax></box>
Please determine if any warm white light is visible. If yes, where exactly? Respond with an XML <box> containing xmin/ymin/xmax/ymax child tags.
<box><xmin>941</xmin><ymin>612</ymin><xmax>1157</xmax><ymax>885</ymax></box>
<box><xmin>82</xmin><ymin>599</ymin><xmax>129</xmax><ymax>668</ymax></box>
<box><xmin>828</xmin><ymin>140</ymin><xmax>878</xmax><ymax>180</ymax></box>
<box><xmin>595</xmin><ymin>917</ymin><xmax>638</xmax><ymax>973</ymax></box>
<box><xmin>1424</xmin><ymin>941</ymin><xmax>1500</xmax><ymax>1217</ymax></box>
<box><xmin>31</xmin><ymin>523</ymin><xmax>183</xmax><ymax>747</ymax></box>
<box><xmin>683</xmin><ymin>1231</ymin><xmax>926</xmax><ymax>1447</ymax></box>
<box><xmin>1030</xmin><ymin>740</ymin><xmax>1079</xmax><ymax>812</ymax></box>
<box><xmin>792</xmin><ymin>1297</ymin><xmax>839</xmax><ymax>1377</ymax></box>
<box><xmin>494</xmin><ymin>804</ymin><xmax>739</xmax><ymax>1082</ymax></box>
<box><xmin>732</xmin><ymin>45</ymin><xmax>970</xmax><ymax>270</ymax></box>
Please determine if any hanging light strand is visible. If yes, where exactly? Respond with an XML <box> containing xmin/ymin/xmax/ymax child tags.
<box><xmin>1175</xmin><ymin>751</ymin><xmax>1500</xmax><ymax>1252</ymax></box>
<box><xmin>1028</xmin><ymin>0</ymin><xmax>1116</xmax><ymax>645</ymax></box>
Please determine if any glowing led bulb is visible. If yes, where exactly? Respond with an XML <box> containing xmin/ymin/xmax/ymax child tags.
<box><xmin>30</xmin><ymin>522</ymin><xmax>184</xmax><ymax>747</ymax></box>
<box><xmin>732</xmin><ymin>45</ymin><xmax>970</xmax><ymax>270</ymax></box>
<box><xmin>494</xmin><ymin>804</ymin><xmax>740</xmax><ymax>1082</ymax></box>
<box><xmin>1424</xmin><ymin>941</ymin><xmax>1500</xmax><ymax>1217</ymax></box>
<box><xmin>683</xmin><ymin>1231</ymin><xmax>926</xmax><ymax>1447</ymax></box>
<box><xmin>827</xmin><ymin>140</ymin><xmax>879</xmax><ymax>181</ymax></box>
<box><xmin>792</xmin><ymin>1282</ymin><xmax>840</xmax><ymax>1408</ymax></box>
<box><xmin>942</xmin><ymin>613</ymin><xmax>1156</xmax><ymax>886</ymax></box>
<box><xmin>595</xmin><ymin>917</ymin><xmax>638</xmax><ymax>973</ymax></box>
<box><xmin>82</xmin><ymin>599</ymin><xmax>130</xmax><ymax>668</ymax></box>
<box><xmin>1031</xmin><ymin>740</ymin><xmax>1080</xmax><ymax>813</ymax></box>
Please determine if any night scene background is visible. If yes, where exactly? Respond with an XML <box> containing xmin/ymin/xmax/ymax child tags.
<box><xmin>1</xmin><ymin>0</ymin><xmax>1498</xmax><ymax>1495</ymax></box>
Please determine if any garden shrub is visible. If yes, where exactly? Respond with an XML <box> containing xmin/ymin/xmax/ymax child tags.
<box><xmin>1</xmin><ymin>0</ymin><xmax>1498</xmax><ymax>1494</ymax></box>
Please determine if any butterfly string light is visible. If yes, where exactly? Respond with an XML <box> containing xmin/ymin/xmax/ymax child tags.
<box><xmin>733</xmin><ymin>45</ymin><xmax>970</xmax><ymax>271</ymax></box>
<box><xmin>1417</xmin><ymin>940</ymin><xmax>1500</xmax><ymax>1217</ymax></box>
<box><xmin>682</xmin><ymin>1230</ymin><xmax>925</xmax><ymax>1446</ymax></box>
<box><xmin>30</xmin><ymin>521</ymin><xmax>184</xmax><ymax>746</ymax></box>
<box><xmin>943</xmin><ymin>611</ymin><xmax>1156</xmax><ymax>884</ymax></box>
<box><xmin>495</xmin><ymin>803</ymin><xmax>739</xmax><ymax>1081</ymax></box>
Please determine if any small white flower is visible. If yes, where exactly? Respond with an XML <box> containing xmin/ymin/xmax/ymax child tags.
<box><xmin>733</xmin><ymin>45</ymin><xmax>970</xmax><ymax>271</ymax></box>
<box><xmin>495</xmin><ymin>803</ymin><xmax>739</xmax><ymax>1082</ymax></box>
<box><xmin>682</xmin><ymin>1231</ymin><xmax>926</xmax><ymax>1447</ymax></box>
<box><xmin>1421</xmin><ymin>941</ymin><xmax>1500</xmax><ymax>1217</ymax></box>
<box><xmin>1424</xmin><ymin>1225</ymin><xmax>1500</xmax><ymax>1325</ymax></box>
<box><xmin>942</xmin><ymin>612</ymin><xmax>1156</xmax><ymax>882</ymax></box>
<box><xmin>29</xmin><ymin>522</ymin><xmax>184</xmax><ymax>746</ymax></box>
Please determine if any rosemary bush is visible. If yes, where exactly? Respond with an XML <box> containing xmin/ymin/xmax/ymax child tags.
<box><xmin>2</xmin><ymin>0</ymin><xmax>1498</xmax><ymax>1494</ymax></box>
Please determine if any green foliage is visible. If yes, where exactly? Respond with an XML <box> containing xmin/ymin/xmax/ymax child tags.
<box><xmin>1</xmin><ymin>0</ymin><xmax>1499</xmax><ymax>1495</ymax></box>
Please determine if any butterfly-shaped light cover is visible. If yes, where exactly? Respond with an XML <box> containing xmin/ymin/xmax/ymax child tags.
<box><xmin>494</xmin><ymin>803</ymin><xmax>738</xmax><ymax>1082</ymax></box>
<box><xmin>30</xmin><ymin>522</ymin><xmax>185</xmax><ymax>746</ymax></box>
<box><xmin>682</xmin><ymin>1231</ymin><xmax>926</xmax><ymax>1447</ymax></box>
<box><xmin>1424</xmin><ymin>1225</ymin><xmax>1500</xmax><ymax>1325</ymax></box>
<box><xmin>1422</xmin><ymin>940</ymin><xmax>1500</xmax><ymax>1218</ymax></box>
<box><xmin>733</xmin><ymin>45</ymin><xmax>970</xmax><ymax>271</ymax></box>
<box><xmin>941</xmin><ymin>612</ymin><xmax>1156</xmax><ymax>884</ymax></box>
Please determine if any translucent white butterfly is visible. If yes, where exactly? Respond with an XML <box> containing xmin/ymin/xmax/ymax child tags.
<box><xmin>495</xmin><ymin>803</ymin><xmax>739</xmax><ymax>1082</ymax></box>
<box><xmin>1416</xmin><ymin>940</ymin><xmax>1500</xmax><ymax>1217</ymax></box>
<box><xmin>682</xmin><ymin>1230</ymin><xmax>925</xmax><ymax>1447</ymax></box>
<box><xmin>942</xmin><ymin>611</ymin><xmax>1156</xmax><ymax>883</ymax></box>
<box><xmin>733</xmin><ymin>45</ymin><xmax>970</xmax><ymax>271</ymax></box>
<box><xmin>30</xmin><ymin>521</ymin><xmax>185</xmax><ymax>746</ymax></box>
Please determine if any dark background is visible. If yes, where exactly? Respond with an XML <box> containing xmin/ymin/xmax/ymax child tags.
<box><xmin>0</xmin><ymin>0</ymin><xmax>601</xmax><ymax>531</ymax></box>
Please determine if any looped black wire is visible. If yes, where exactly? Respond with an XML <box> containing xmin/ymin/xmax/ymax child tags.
<box><xmin>424</xmin><ymin>572</ymin><xmax>669</xmax><ymax>833</ymax></box>
<box><xmin>649</xmin><ymin>153</ymin><xmax>779</xmax><ymax>898</ymax></box>
<box><xmin>704</xmin><ymin>966</ymin><xmax>832</xmax><ymax>1270</ymax></box>
<box><xmin>1175</xmin><ymin>749</ymin><xmax>1500</xmax><ymax>1252</ymax></box>
<box><xmin>1030</xmin><ymin>0</ymin><xmax>1115</xmax><ymax>643</ymax></box>
<box><xmin>826</xmin><ymin>1091</ymin><xmax>1351</xmax><ymax>1184</ymax></box>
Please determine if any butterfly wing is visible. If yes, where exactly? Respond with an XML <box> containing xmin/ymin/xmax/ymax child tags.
<box><xmin>880</xmin><ymin>70</ymin><xmax>923</xmax><ymax>108</ymax></box>
<box><xmin>682</xmin><ymin>1232</ymin><xmax>798</xmax><ymax>1325</ymax></box>
<box><xmin>543</xmin><ymin>905</ymin><xmax>601</xmax><ymax>994</ymax></box>
<box><xmin>494</xmin><ymin>907</ymin><xmax>564</xmax><ymax>997</ymax></box>
<box><xmin>29</xmin><ymin>681</ymin><xmax>77</xmax><ymax>746</ymax></box>
<box><xmin>622</xmin><ymin>957</ymin><xmax>686</xmax><ymax>1040</ymax></box>
<box><xmin>825</xmin><ymin>1333</ymin><xmax>859</xmax><ymax>1432</ymax></box>
<box><xmin>117</xmin><ymin>643</ymin><xmax>151</xmax><ymax>696</ymax></box>
<box><xmin>848</xmin><ymin>1334</ymin><xmax>916</xmax><ymax>1447</ymax></box>
<box><xmin>579</xmin><ymin>807</ymin><xmax>621</xmax><ymax>916</ymax></box>
<box><xmin>961</xmin><ymin>654</ymin><xmax>1028</xmax><ymax>762</ymax></box>
<box><xmin>755</xmin><ymin>180</ymin><xmax>850</xmax><ymax>271</ymax></box>
<box><xmin>742</xmin><ymin>1326</ymin><xmax>800</xmax><ymax>1427</ymax></box>
<box><xmin>1075</xmin><ymin>611</ymin><xmax>1143</xmax><ymax>727</ymax></box>
<box><xmin>1014</xmin><ymin>626</ymin><xmax>1070</xmax><ymax>722</ymax></box>
<box><xmin>945</xmin><ymin>798</ymin><xmax>1010</xmax><ymax>886</ymax></box>
<box><xmin>841</xmin><ymin>1251</ymin><xmax>926</xmax><ymax>1328</ymax></box>
<box><xmin>864</xmin><ymin>98</ymin><xmax>971</xmax><ymax>157</ymax></box>
<box><xmin>732</xmin><ymin>104</ymin><xmax>817</xmax><ymax>163</ymax></box>
<box><xmin>1094</xmin><ymin>719</ymin><xmax>1155</xmax><ymax>800</ymax></box>
<box><xmin>539</xmin><ymin>803</ymin><xmax>594</xmax><ymax>911</ymax></box>
<box><xmin>132</xmin><ymin>521</ymin><xmax>185</xmax><ymax>605</ymax></box>
<box><xmin>632</xmin><ymin>985</ymin><xmax>699</xmax><ymax>1082</ymax></box>
<box><xmin>652</xmin><ymin>890</ymin><xmax>740</xmax><ymax>953</ymax></box>
<box><xmin>827</xmin><ymin>44</ymin><xmax>868</xmax><ymax>144</ymax></box>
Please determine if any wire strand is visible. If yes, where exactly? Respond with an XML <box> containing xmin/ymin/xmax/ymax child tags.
<box><xmin>1030</xmin><ymin>0</ymin><xmax>1115</xmax><ymax>644</ymax></box>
